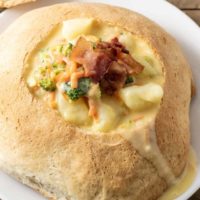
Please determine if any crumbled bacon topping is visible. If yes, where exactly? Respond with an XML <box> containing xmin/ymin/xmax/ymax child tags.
<box><xmin>71</xmin><ymin>37</ymin><xmax>113</xmax><ymax>82</ymax></box>
<box><xmin>70</xmin><ymin>37</ymin><xmax>144</xmax><ymax>94</ymax></box>
<box><xmin>100</xmin><ymin>61</ymin><xmax>127</xmax><ymax>95</ymax></box>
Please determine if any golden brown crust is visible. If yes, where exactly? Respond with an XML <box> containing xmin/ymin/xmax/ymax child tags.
<box><xmin>0</xmin><ymin>3</ymin><xmax>192</xmax><ymax>200</ymax></box>
<box><xmin>0</xmin><ymin>0</ymin><xmax>35</xmax><ymax>8</ymax></box>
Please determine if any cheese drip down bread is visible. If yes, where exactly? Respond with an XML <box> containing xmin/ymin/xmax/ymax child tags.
<box><xmin>0</xmin><ymin>3</ymin><xmax>194</xmax><ymax>200</ymax></box>
<box><xmin>0</xmin><ymin>0</ymin><xmax>35</xmax><ymax>8</ymax></box>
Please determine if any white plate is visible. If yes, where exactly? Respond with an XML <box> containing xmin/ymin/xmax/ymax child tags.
<box><xmin>0</xmin><ymin>0</ymin><xmax>200</xmax><ymax>199</ymax></box>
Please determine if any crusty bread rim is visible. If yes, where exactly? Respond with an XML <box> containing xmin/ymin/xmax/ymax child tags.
<box><xmin>0</xmin><ymin>2</ymin><xmax>193</xmax><ymax>200</ymax></box>
<box><xmin>0</xmin><ymin>0</ymin><xmax>35</xmax><ymax>8</ymax></box>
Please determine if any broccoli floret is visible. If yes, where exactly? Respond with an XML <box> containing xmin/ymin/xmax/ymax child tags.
<box><xmin>39</xmin><ymin>66</ymin><xmax>48</xmax><ymax>75</ymax></box>
<box><xmin>62</xmin><ymin>43</ymin><xmax>73</xmax><ymax>56</ymax></box>
<box><xmin>52</xmin><ymin>63</ymin><xmax>65</xmax><ymax>75</ymax></box>
<box><xmin>54</xmin><ymin>68</ymin><xmax>65</xmax><ymax>75</ymax></box>
<box><xmin>64</xmin><ymin>78</ymin><xmax>91</xmax><ymax>101</ymax></box>
<box><xmin>125</xmin><ymin>76</ymin><xmax>134</xmax><ymax>85</ymax></box>
<box><xmin>56</xmin><ymin>45</ymin><xmax>63</xmax><ymax>53</ymax></box>
<box><xmin>39</xmin><ymin>78</ymin><xmax>56</xmax><ymax>91</ymax></box>
<box><xmin>52</xmin><ymin>63</ymin><xmax>58</xmax><ymax>68</ymax></box>
<box><xmin>65</xmin><ymin>88</ymin><xmax>82</xmax><ymax>101</ymax></box>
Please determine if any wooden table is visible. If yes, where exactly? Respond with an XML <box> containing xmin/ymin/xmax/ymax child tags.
<box><xmin>0</xmin><ymin>0</ymin><xmax>200</xmax><ymax>199</ymax></box>
<box><xmin>169</xmin><ymin>0</ymin><xmax>200</xmax><ymax>26</ymax></box>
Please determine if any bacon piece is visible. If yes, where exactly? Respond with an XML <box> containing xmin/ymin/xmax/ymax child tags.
<box><xmin>100</xmin><ymin>61</ymin><xmax>127</xmax><ymax>95</ymax></box>
<box><xmin>70</xmin><ymin>37</ymin><xmax>144</xmax><ymax>93</ymax></box>
<box><xmin>97</xmin><ymin>37</ymin><xmax>129</xmax><ymax>54</ymax></box>
<box><xmin>96</xmin><ymin>41</ymin><xmax>111</xmax><ymax>49</ymax></box>
<box><xmin>109</xmin><ymin>37</ymin><xmax>143</xmax><ymax>74</ymax></box>
<box><xmin>71</xmin><ymin>37</ymin><xmax>112</xmax><ymax>82</ymax></box>
<box><xmin>118</xmin><ymin>52</ymin><xmax>144</xmax><ymax>74</ymax></box>
<box><xmin>89</xmin><ymin>52</ymin><xmax>112</xmax><ymax>82</ymax></box>
<box><xmin>76</xmin><ymin>50</ymin><xmax>112</xmax><ymax>82</ymax></box>
<box><xmin>96</xmin><ymin>48</ymin><xmax>117</xmax><ymax>61</ymax></box>
<box><xmin>111</xmin><ymin>37</ymin><xmax>129</xmax><ymax>54</ymax></box>
<box><xmin>71</xmin><ymin>37</ymin><xmax>93</xmax><ymax>65</ymax></box>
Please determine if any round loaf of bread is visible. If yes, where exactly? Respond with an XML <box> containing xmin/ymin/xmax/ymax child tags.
<box><xmin>0</xmin><ymin>3</ymin><xmax>193</xmax><ymax>200</ymax></box>
<box><xmin>0</xmin><ymin>0</ymin><xmax>35</xmax><ymax>8</ymax></box>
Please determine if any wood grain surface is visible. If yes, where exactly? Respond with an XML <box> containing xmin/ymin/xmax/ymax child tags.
<box><xmin>0</xmin><ymin>0</ymin><xmax>200</xmax><ymax>199</ymax></box>
<box><xmin>168</xmin><ymin>0</ymin><xmax>200</xmax><ymax>9</ymax></box>
<box><xmin>168</xmin><ymin>0</ymin><xmax>200</xmax><ymax>29</ymax></box>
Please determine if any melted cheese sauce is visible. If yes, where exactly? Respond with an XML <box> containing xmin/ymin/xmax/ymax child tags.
<box><xmin>27</xmin><ymin>18</ymin><xmax>164</xmax><ymax>133</ymax></box>
<box><xmin>26</xmin><ymin>18</ymin><xmax>196</xmax><ymax>198</ymax></box>
<box><xmin>159</xmin><ymin>149</ymin><xmax>197</xmax><ymax>200</ymax></box>
<box><xmin>116</xmin><ymin>118</ymin><xmax>176</xmax><ymax>185</ymax></box>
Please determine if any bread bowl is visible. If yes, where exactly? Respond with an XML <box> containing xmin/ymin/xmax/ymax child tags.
<box><xmin>0</xmin><ymin>0</ymin><xmax>35</xmax><ymax>8</ymax></box>
<box><xmin>0</xmin><ymin>2</ymin><xmax>194</xmax><ymax>200</ymax></box>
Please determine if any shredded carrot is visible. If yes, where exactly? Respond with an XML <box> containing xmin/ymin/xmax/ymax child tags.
<box><xmin>88</xmin><ymin>98</ymin><xmax>98</xmax><ymax>120</ymax></box>
<box><xmin>71</xmin><ymin>71</ymin><xmax>85</xmax><ymax>89</ymax></box>
<box><xmin>49</xmin><ymin>92</ymin><xmax>57</xmax><ymax>109</ymax></box>
<box><xmin>70</xmin><ymin>62</ymin><xmax>77</xmax><ymax>74</ymax></box>
<box><xmin>55</xmin><ymin>71</ymin><xmax>70</xmax><ymax>83</ymax></box>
